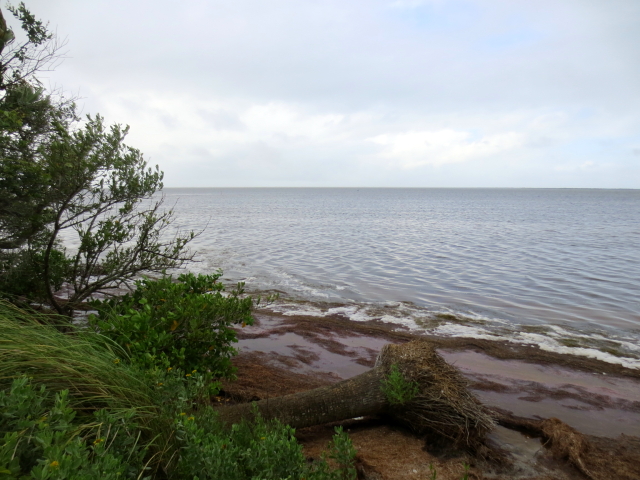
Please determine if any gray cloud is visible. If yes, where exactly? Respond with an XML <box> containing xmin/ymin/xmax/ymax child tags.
<box><xmin>196</xmin><ymin>108</ymin><xmax>246</xmax><ymax>131</ymax></box>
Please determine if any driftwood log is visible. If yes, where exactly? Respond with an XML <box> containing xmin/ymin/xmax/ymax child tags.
<box><xmin>217</xmin><ymin>340</ymin><xmax>494</xmax><ymax>447</ymax></box>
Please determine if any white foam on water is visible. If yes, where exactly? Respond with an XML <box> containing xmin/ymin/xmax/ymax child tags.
<box><xmin>539</xmin><ymin>346</ymin><xmax>640</xmax><ymax>369</ymax></box>
<box><xmin>431</xmin><ymin>324</ymin><xmax>502</xmax><ymax>340</ymax></box>
<box><xmin>429</xmin><ymin>324</ymin><xmax>640</xmax><ymax>369</ymax></box>
<box><xmin>346</xmin><ymin>309</ymin><xmax>376</xmax><ymax>323</ymax></box>
<box><xmin>265</xmin><ymin>300</ymin><xmax>427</xmax><ymax>330</ymax></box>
<box><xmin>548</xmin><ymin>325</ymin><xmax>601</xmax><ymax>339</ymax></box>
<box><xmin>378</xmin><ymin>314</ymin><xmax>424</xmax><ymax>331</ymax></box>
<box><xmin>453</xmin><ymin>310</ymin><xmax>512</xmax><ymax>326</ymax></box>
<box><xmin>609</xmin><ymin>339</ymin><xmax>640</xmax><ymax>352</ymax></box>
<box><xmin>543</xmin><ymin>326</ymin><xmax>640</xmax><ymax>356</ymax></box>
<box><xmin>260</xmin><ymin>295</ymin><xmax>640</xmax><ymax>369</ymax></box>
<box><xmin>585</xmin><ymin>333</ymin><xmax>640</xmax><ymax>353</ymax></box>
<box><xmin>514</xmin><ymin>332</ymin><xmax>640</xmax><ymax>369</ymax></box>
<box><xmin>265</xmin><ymin>303</ymin><xmax>326</xmax><ymax>317</ymax></box>
<box><xmin>326</xmin><ymin>306</ymin><xmax>360</xmax><ymax>317</ymax></box>
<box><xmin>326</xmin><ymin>305</ymin><xmax>422</xmax><ymax>328</ymax></box>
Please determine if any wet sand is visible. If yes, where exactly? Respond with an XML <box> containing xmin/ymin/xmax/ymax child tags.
<box><xmin>224</xmin><ymin>309</ymin><xmax>640</xmax><ymax>479</ymax></box>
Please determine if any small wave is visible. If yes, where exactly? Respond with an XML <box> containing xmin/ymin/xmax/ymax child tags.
<box><xmin>258</xmin><ymin>295</ymin><xmax>640</xmax><ymax>370</ymax></box>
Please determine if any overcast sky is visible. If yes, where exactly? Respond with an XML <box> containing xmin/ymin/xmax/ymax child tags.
<box><xmin>12</xmin><ymin>0</ymin><xmax>640</xmax><ymax>188</ymax></box>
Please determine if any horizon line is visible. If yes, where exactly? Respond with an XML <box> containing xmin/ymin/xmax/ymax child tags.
<box><xmin>161</xmin><ymin>186</ymin><xmax>640</xmax><ymax>190</ymax></box>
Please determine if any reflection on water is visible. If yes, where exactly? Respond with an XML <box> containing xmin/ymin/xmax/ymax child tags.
<box><xmin>440</xmin><ymin>349</ymin><xmax>640</xmax><ymax>437</ymax></box>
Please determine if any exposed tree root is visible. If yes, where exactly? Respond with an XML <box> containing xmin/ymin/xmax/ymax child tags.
<box><xmin>495</xmin><ymin>411</ymin><xmax>640</xmax><ymax>480</ymax></box>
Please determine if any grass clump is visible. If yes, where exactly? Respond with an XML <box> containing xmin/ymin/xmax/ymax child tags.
<box><xmin>0</xmin><ymin>300</ymin><xmax>155</xmax><ymax>412</ymax></box>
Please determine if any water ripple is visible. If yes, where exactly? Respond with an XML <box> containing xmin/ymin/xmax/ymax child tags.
<box><xmin>164</xmin><ymin>188</ymin><xmax>640</xmax><ymax>333</ymax></box>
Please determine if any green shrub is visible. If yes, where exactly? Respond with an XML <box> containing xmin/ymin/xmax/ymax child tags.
<box><xmin>148</xmin><ymin>366</ymin><xmax>222</xmax><ymax>417</ymax></box>
<box><xmin>174</xmin><ymin>406</ymin><xmax>357</xmax><ymax>480</ymax></box>
<box><xmin>381</xmin><ymin>364</ymin><xmax>420</xmax><ymax>406</ymax></box>
<box><xmin>176</xmin><ymin>408</ymin><xmax>305</xmax><ymax>479</ymax></box>
<box><xmin>89</xmin><ymin>272</ymin><xmax>253</xmax><ymax>377</ymax></box>
<box><xmin>0</xmin><ymin>247</ymin><xmax>70</xmax><ymax>301</ymax></box>
<box><xmin>0</xmin><ymin>377</ymin><xmax>149</xmax><ymax>480</ymax></box>
<box><xmin>0</xmin><ymin>375</ymin><xmax>358</xmax><ymax>480</ymax></box>
<box><xmin>326</xmin><ymin>426</ymin><xmax>358</xmax><ymax>480</ymax></box>
<box><xmin>0</xmin><ymin>296</ymin><xmax>358</xmax><ymax>480</ymax></box>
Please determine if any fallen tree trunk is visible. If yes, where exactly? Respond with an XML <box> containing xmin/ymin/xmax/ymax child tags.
<box><xmin>217</xmin><ymin>340</ymin><xmax>494</xmax><ymax>447</ymax></box>
<box><xmin>216</xmin><ymin>368</ymin><xmax>386</xmax><ymax>429</ymax></box>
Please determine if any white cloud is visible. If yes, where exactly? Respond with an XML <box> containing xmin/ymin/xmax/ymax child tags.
<box><xmin>554</xmin><ymin>161</ymin><xmax>599</xmax><ymax>172</ymax></box>
<box><xmin>241</xmin><ymin>103</ymin><xmax>345</xmax><ymax>142</ymax></box>
<box><xmin>368</xmin><ymin>130</ymin><xmax>524</xmax><ymax>168</ymax></box>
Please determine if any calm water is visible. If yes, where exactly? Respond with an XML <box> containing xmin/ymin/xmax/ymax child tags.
<box><xmin>162</xmin><ymin>188</ymin><xmax>640</xmax><ymax>341</ymax></box>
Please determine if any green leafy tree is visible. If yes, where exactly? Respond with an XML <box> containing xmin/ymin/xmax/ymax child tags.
<box><xmin>36</xmin><ymin>114</ymin><xmax>196</xmax><ymax>315</ymax></box>
<box><xmin>0</xmin><ymin>3</ymin><xmax>73</xmax><ymax>251</ymax></box>
<box><xmin>0</xmin><ymin>4</ymin><xmax>196</xmax><ymax>315</ymax></box>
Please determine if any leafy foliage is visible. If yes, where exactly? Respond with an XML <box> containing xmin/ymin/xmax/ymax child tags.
<box><xmin>0</xmin><ymin>364</ymin><xmax>358</xmax><ymax>480</ymax></box>
<box><xmin>0</xmin><ymin>377</ymin><xmax>150</xmax><ymax>480</ymax></box>
<box><xmin>38</xmin><ymin>114</ymin><xmax>197</xmax><ymax>315</ymax></box>
<box><xmin>174</xmin><ymin>407</ymin><xmax>357</xmax><ymax>480</ymax></box>
<box><xmin>0</xmin><ymin>246</ymin><xmax>69</xmax><ymax>299</ymax></box>
<box><xmin>326</xmin><ymin>426</ymin><xmax>358</xmax><ymax>480</ymax></box>
<box><xmin>0</xmin><ymin>5</ymin><xmax>359</xmax><ymax>478</ymax></box>
<box><xmin>90</xmin><ymin>272</ymin><xmax>253</xmax><ymax>376</ymax></box>
<box><xmin>0</xmin><ymin>5</ymin><xmax>195</xmax><ymax>317</ymax></box>
<box><xmin>0</xmin><ymin>4</ymin><xmax>75</xmax><ymax>253</ymax></box>
<box><xmin>1</xmin><ymin>285</ymin><xmax>357</xmax><ymax>480</ymax></box>
<box><xmin>381</xmin><ymin>363</ymin><xmax>420</xmax><ymax>406</ymax></box>
<box><xmin>176</xmin><ymin>407</ymin><xmax>306</xmax><ymax>480</ymax></box>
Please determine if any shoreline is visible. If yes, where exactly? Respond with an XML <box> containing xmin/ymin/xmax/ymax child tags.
<box><xmin>246</xmin><ymin>308</ymin><xmax>640</xmax><ymax>378</ymax></box>
<box><xmin>244</xmin><ymin>289</ymin><xmax>640</xmax><ymax>369</ymax></box>
<box><xmin>225</xmin><ymin>308</ymin><xmax>640</xmax><ymax>479</ymax></box>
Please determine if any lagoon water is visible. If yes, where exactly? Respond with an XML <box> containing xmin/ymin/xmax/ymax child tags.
<box><xmin>162</xmin><ymin>188</ymin><xmax>640</xmax><ymax>364</ymax></box>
